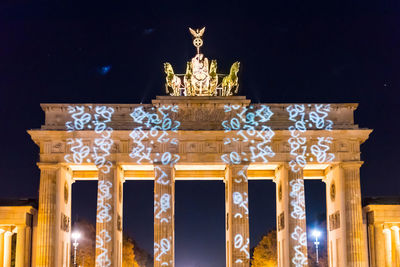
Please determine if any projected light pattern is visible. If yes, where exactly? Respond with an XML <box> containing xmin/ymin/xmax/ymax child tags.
<box><xmin>65</xmin><ymin>105</ymin><xmax>115</xmax><ymax>172</ymax></box>
<box><xmin>231</xmin><ymin>165</ymin><xmax>250</xmax><ymax>264</ymax></box>
<box><xmin>64</xmin><ymin>105</ymin><xmax>115</xmax><ymax>267</ymax></box>
<box><xmin>154</xmin><ymin>166</ymin><xmax>174</xmax><ymax>266</ymax></box>
<box><xmin>287</xmin><ymin>104</ymin><xmax>334</xmax><ymax>172</ymax></box>
<box><xmin>221</xmin><ymin>105</ymin><xmax>275</xmax><ymax>164</ymax></box>
<box><xmin>289</xmin><ymin>178</ymin><xmax>305</xmax><ymax>220</ymax></box>
<box><xmin>291</xmin><ymin>226</ymin><xmax>307</xmax><ymax>266</ymax></box>
<box><xmin>289</xmin><ymin>178</ymin><xmax>307</xmax><ymax>266</ymax></box>
<box><xmin>234</xmin><ymin>234</ymin><xmax>250</xmax><ymax>263</ymax></box>
<box><xmin>130</xmin><ymin>105</ymin><xmax>180</xmax><ymax>165</ymax></box>
<box><xmin>154</xmin><ymin>238</ymin><xmax>171</xmax><ymax>264</ymax></box>
<box><xmin>96</xmin><ymin>229</ymin><xmax>112</xmax><ymax>266</ymax></box>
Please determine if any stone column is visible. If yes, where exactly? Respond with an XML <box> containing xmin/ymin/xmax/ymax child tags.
<box><xmin>225</xmin><ymin>164</ymin><xmax>250</xmax><ymax>267</ymax></box>
<box><xmin>35</xmin><ymin>164</ymin><xmax>73</xmax><ymax>267</ymax></box>
<box><xmin>154</xmin><ymin>164</ymin><xmax>175</xmax><ymax>267</ymax></box>
<box><xmin>15</xmin><ymin>225</ymin><xmax>26</xmax><ymax>267</ymax></box>
<box><xmin>342</xmin><ymin>162</ymin><xmax>367</xmax><ymax>266</ymax></box>
<box><xmin>35</xmin><ymin>165</ymin><xmax>57</xmax><ymax>267</ymax></box>
<box><xmin>275</xmin><ymin>164</ymin><xmax>308</xmax><ymax>267</ymax></box>
<box><xmin>3</xmin><ymin>231</ymin><xmax>12</xmax><ymax>267</ymax></box>
<box><xmin>95</xmin><ymin>165</ymin><xmax>124</xmax><ymax>267</ymax></box>
<box><xmin>392</xmin><ymin>226</ymin><xmax>400</xmax><ymax>267</ymax></box>
<box><xmin>0</xmin><ymin>229</ymin><xmax>4</xmax><ymax>267</ymax></box>
<box><xmin>374</xmin><ymin>224</ymin><xmax>385</xmax><ymax>267</ymax></box>
<box><xmin>382</xmin><ymin>227</ymin><xmax>392</xmax><ymax>267</ymax></box>
<box><xmin>326</xmin><ymin>162</ymin><xmax>367</xmax><ymax>267</ymax></box>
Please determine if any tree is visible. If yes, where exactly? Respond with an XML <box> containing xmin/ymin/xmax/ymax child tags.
<box><xmin>73</xmin><ymin>219</ymin><xmax>96</xmax><ymax>267</ymax></box>
<box><xmin>72</xmin><ymin>219</ymin><xmax>144</xmax><ymax>267</ymax></box>
<box><xmin>123</xmin><ymin>234</ymin><xmax>140</xmax><ymax>267</ymax></box>
<box><xmin>251</xmin><ymin>230</ymin><xmax>277</xmax><ymax>267</ymax></box>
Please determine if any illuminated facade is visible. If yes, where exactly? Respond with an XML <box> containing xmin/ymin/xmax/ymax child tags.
<box><xmin>26</xmin><ymin>28</ymin><xmax>374</xmax><ymax>267</ymax></box>
<box><xmin>27</xmin><ymin>97</ymin><xmax>371</xmax><ymax>267</ymax></box>
<box><xmin>0</xmin><ymin>199</ymin><xmax>37</xmax><ymax>267</ymax></box>
<box><xmin>363</xmin><ymin>197</ymin><xmax>400</xmax><ymax>267</ymax></box>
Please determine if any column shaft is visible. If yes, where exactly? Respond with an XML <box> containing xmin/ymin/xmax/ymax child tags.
<box><xmin>225</xmin><ymin>165</ymin><xmax>250</xmax><ymax>267</ymax></box>
<box><xmin>342</xmin><ymin>163</ymin><xmax>367</xmax><ymax>266</ymax></box>
<box><xmin>95</xmin><ymin>166</ymin><xmax>123</xmax><ymax>267</ymax></box>
<box><xmin>154</xmin><ymin>165</ymin><xmax>175</xmax><ymax>267</ymax></box>
<box><xmin>35</xmin><ymin>167</ymin><xmax>57</xmax><ymax>267</ymax></box>
<box><xmin>275</xmin><ymin>165</ymin><xmax>308</xmax><ymax>267</ymax></box>
<box><xmin>3</xmin><ymin>232</ymin><xmax>12</xmax><ymax>267</ymax></box>
<box><xmin>383</xmin><ymin>228</ymin><xmax>392</xmax><ymax>267</ymax></box>
<box><xmin>15</xmin><ymin>226</ymin><xmax>26</xmax><ymax>267</ymax></box>
<box><xmin>392</xmin><ymin>226</ymin><xmax>400</xmax><ymax>267</ymax></box>
<box><xmin>0</xmin><ymin>230</ymin><xmax>4</xmax><ymax>267</ymax></box>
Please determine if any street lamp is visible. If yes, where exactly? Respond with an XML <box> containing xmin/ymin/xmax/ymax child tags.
<box><xmin>312</xmin><ymin>229</ymin><xmax>321</xmax><ymax>264</ymax></box>
<box><xmin>72</xmin><ymin>231</ymin><xmax>81</xmax><ymax>267</ymax></box>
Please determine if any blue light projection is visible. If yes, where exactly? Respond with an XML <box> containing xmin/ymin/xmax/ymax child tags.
<box><xmin>129</xmin><ymin>105</ymin><xmax>180</xmax><ymax>267</ymax></box>
<box><xmin>221</xmin><ymin>104</ymin><xmax>275</xmax><ymax>165</ymax></box>
<box><xmin>129</xmin><ymin>105</ymin><xmax>180</xmax><ymax>166</ymax></box>
<box><xmin>286</xmin><ymin>104</ymin><xmax>334</xmax><ymax>267</ymax></box>
<box><xmin>287</xmin><ymin>104</ymin><xmax>334</xmax><ymax>172</ymax></box>
<box><xmin>64</xmin><ymin>105</ymin><xmax>115</xmax><ymax>267</ymax></box>
<box><xmin>221</xmin><ymin>105</ymin><xmax>274</xmax><ymax>265</ymax></box>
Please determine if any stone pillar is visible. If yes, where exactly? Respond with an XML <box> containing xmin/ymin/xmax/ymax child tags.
<box><xmin>382</xmin><ymin>228</ymin><xmax>392</xmax><ymax>267</ymax></box>
<box><xmin>95</xmin><ymin>165</ymin><xmax>124</xmax><ymax>267</ymax></box>
<box><xmin>0</xmin><ymin>229</ymin><xmax>4</xmax><ymax>267</ymax></box>
<box><xmin>275</xmin><ymin>164</ymin><xmax>308</xmax><ymax>267</ymax></box>
<box><xmin>35</xmin><ymin>165</ymin><xmax>57</xmax><ymax>267</ymax></box>
<box><xmin>15</xmin><ymin>225</ymin><xmax>26</xmax><ymax>267</ymax></box>
<box><xmin>374</xmin><ymin>224</ymin><xmax>385</xmax><ymax>267</ymax></box>
<box><xmin>154</xmin><ymin>164</ymin><xmax>175</xmax><ymax>267</ymax></box>
<box><xmin>392</xmin><ymin>226</ymin><xmax>400</xmax><ymax>267</ymax></box>
<box><xmin>225</xmin><ymin>165</ymin><xmax>250</xmax><ymax>267</ymax></box>
<box><xmin>25</xmin><ymin>226</ymin><xmax>32</xmax><ymax>267</ymax></box>
<box><xmin>36</xmin><ymin>164</ymin><xmax>73</xmax><ymax>267</ymax></box>
<box><xmin>325</xmin><ymin>162</ymin><xmax>367</xmax><ymax>267</ymax></box>
<box><xmin>3</xmin><ymin>231</ymin><xmax>12</xmax><ymax>267</ymax></box>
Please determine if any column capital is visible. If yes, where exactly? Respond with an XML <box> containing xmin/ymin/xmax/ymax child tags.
<box><xmin>391</xmin><ymin>225</ymin><xmax>400</xmax><ymax>231</ymax></box>
<box><xmin>36</xmin><ymin>163</ymin><xmax>61</xmax><ymax>170</ymax></box>
<box><xmin>338</xmin><ymin>161</ymin><xmax>364</xmax><ymax>169</ymax></box>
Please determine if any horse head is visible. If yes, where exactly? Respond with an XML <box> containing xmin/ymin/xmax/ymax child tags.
<box><xmin>164</xmin><ymin>63</ymin><xmax>174</xmax><ymax>76</ymax></box>
<box><xmin>230</xmin><ymin>61</ymin><xmax>240</xmax><ymax>76</ymax></box>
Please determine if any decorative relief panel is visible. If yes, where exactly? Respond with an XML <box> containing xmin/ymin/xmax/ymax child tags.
<box><xmin>203</xmin><ymin>142</ymin><xmax>218</xmax><ymax>153</ymax></box>
<box><xmin>278</xmin><ymin>212</ymin><xmax>285</xmax><ymax>231</ymax></box>
<box><xmin>329</xmin><ymin>211</ymin><xmax>340</xmax><ymax>231</ymax></box>
<box><xmin>60</xmin><ymin>213</ymin><xmax>70</xmax><ymax>232</ymax></box>
<box><xmin>52</xmin><ymin>142</ymin><xmax>65</xmax><ymax>153</ymax></box>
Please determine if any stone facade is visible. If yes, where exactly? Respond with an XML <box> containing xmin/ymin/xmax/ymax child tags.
<box><xmin>27</xmin><ymin>96</ymin><xmax>373</xmax><ymax>267</ymax></box>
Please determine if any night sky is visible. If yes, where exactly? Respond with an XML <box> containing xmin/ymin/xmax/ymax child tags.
<box><xmin>1</xmin><ymin>0</ymin><xmax>400</xmax><ymax>266</ymax></box>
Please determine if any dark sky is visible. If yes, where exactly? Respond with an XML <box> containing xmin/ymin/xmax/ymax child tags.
<box><xmin>1</xmin><ymin>0</ymin><xmax>400</xmax><ymax>266</ymax></box>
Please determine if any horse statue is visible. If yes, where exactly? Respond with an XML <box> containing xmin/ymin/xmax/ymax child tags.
<box><xmin>209</xmin><ymin>60</ymin><xmax>218</xmax><ymax>95</ymax></box>
<box><xmin>183</xmin><ymin>61</ymin><xmax>196</xmax><ymax>96</ymax></box>
<box><xmin>222</xmin><ymin>61</ymin><xmax>240</xmax><ymax>96</ymax></box>
<box><xmin>164</xmin><ymin>62</ymin><xmax>181</xmax><ymax>96</ymax></box>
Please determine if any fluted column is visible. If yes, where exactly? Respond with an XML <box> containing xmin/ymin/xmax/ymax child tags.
<box><xmin>392</xmin><ymin>226</ymin><xmax>400</xmax><ymax>267</ymax></box>
<box><xmin>154</xmin><ymin>164</ymin><xmax>175</xmax><ymax>267</ymax></box>
<box><xmin>95</xmin><ymin>165</ymin><xmax>124</xmax><ymax>267</ymax></box>
<box><xmin>35</xmin><ymin>165</ymin><xmax>58</xmax><ymax>267</ymax></box>
<box><xmin>3</xmin><ymin>231</ymin><xmax>12</xmax><ymax>267</ymax></box>
<box><xmin>342</xmin><ymin>162</ymin><xmax>367</xmax><ymax>266</ymax></box>
<box><xmin>374</xmin><ymin>224</ymin><xmax>385</xmax><ymax>267</ymax></box>
<box><xmin>15</xmin><ymin>225</ymin><xmax>26</xmax><ymax>267</ymax></box>
<box><xmin>225</xmin><ymin>164</ymin><xmax>250</xmax><ymax>267</ymax></box>
<box><xmin>275</xmin><ymin>164</ymin><xmax>308</xmax><ymax>267</ymax></box>
<box><xmin>383</xmin><ymin>227</ymin><xmax>392</xmax><ymax>267</ymax></box>
<box><xmin>0</xmin><ymin>229</ymin><xmax>4</xmax><ymax>267</ymax></box>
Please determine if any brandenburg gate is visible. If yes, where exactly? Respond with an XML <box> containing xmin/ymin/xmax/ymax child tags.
<box><xmin>28</xmin><ymin>28</ymin><xmax>372</xmax><ymax>267</ymax></box>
